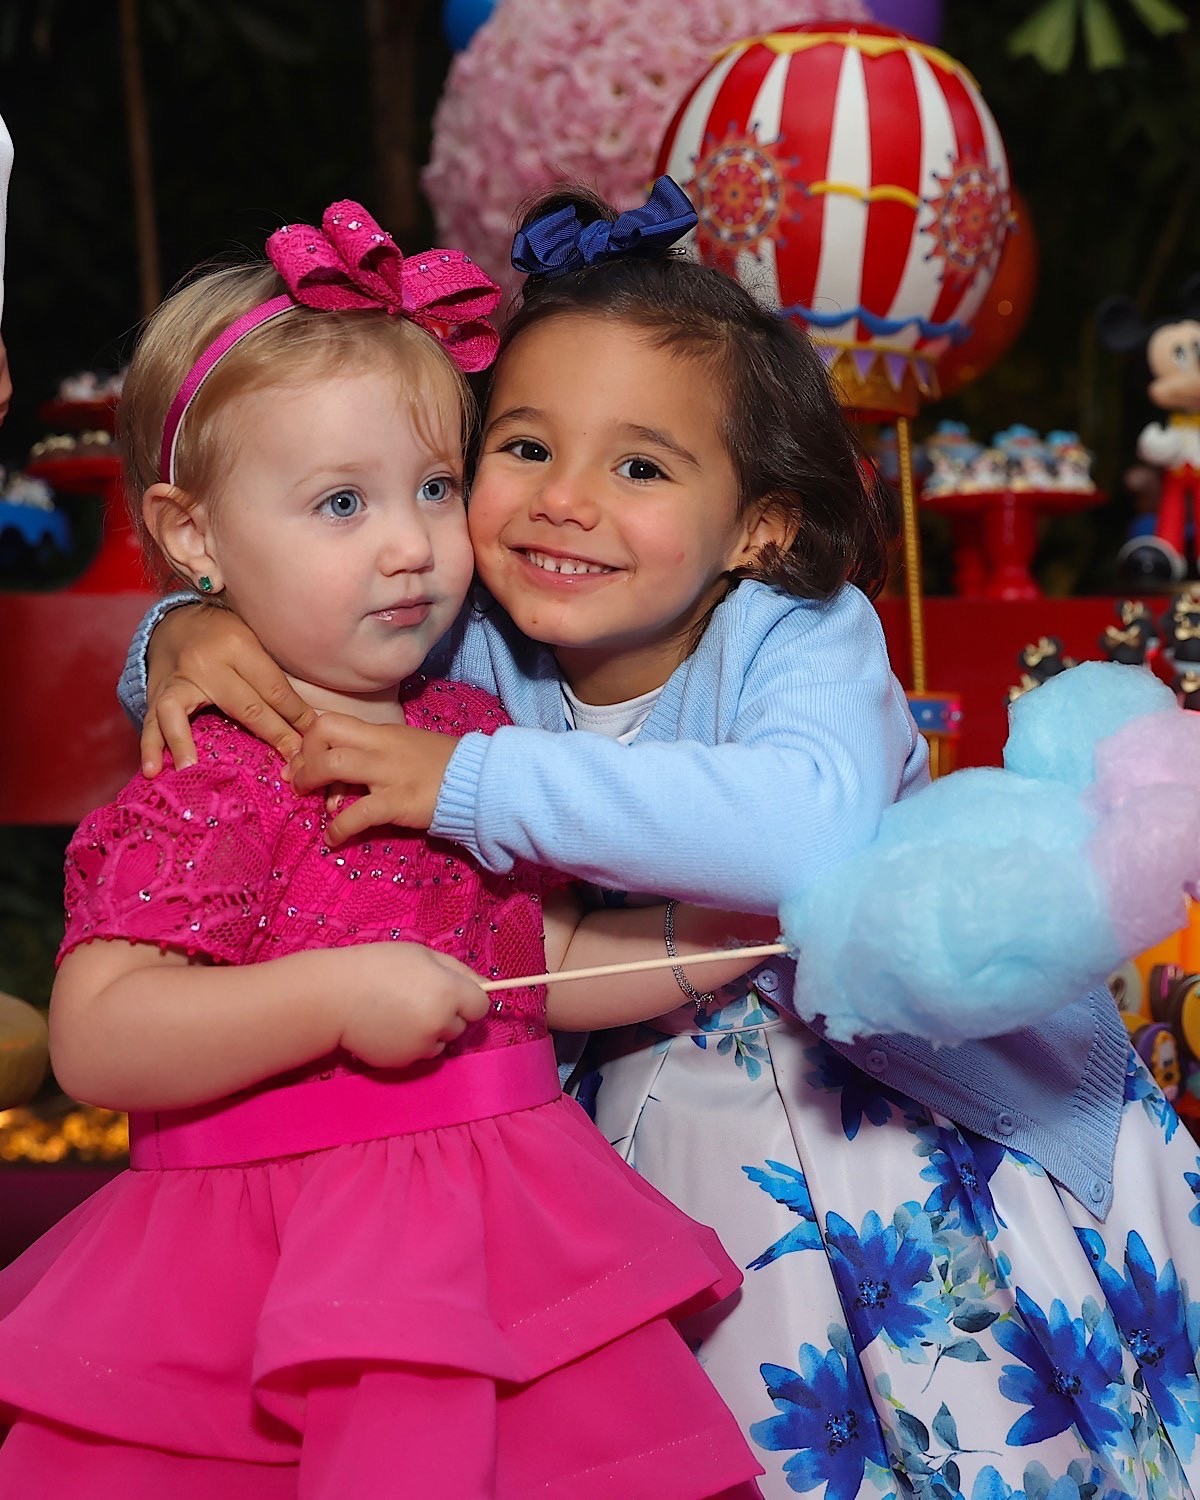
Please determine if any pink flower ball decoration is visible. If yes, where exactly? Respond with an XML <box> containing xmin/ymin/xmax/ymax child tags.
<box><xmin>423</xmin><ymin>0</ymin><xmax>872</xmax><ymax>304</ymax></box>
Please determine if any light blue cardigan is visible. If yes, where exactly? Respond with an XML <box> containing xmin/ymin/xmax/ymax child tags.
<box><xmin>120</xmin><ymin>582</ymin><xmax>1129</xmax><ymax>1213</ymax></box>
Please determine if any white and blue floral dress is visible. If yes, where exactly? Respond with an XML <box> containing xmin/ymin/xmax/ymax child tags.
<box><xmin>577</xmin><ymin>982</ymin><xmax>1200</xmax><ymax>1500</ymax></box>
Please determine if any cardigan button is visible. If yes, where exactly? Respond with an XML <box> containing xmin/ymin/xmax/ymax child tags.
<box><xmin>995</xmin><ymin>1111</ymin><xmax>1015</xmax><ymax>1136</ymax></box>
<box><xmin>865</xmin><ymin>1048</ymin><xmax>888</xmax><ymax>1074</ymax></box>
<box><xmin>1088</xmin><ymin>1178</ymin><xmax>1107</xmax><ymax>1204</ymax></box>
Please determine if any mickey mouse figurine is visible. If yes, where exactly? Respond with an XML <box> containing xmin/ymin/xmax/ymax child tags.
<box><xmin>1098</xmin><ymin>275</ymin><xmax>1200</xmax><ymax>587</ymax></box>
<box><xmin>1007</xmin><ymin>636</ymin><xmax>1075</xmax><ymax>703</ymax></box>
<box><xmin>1158</xmin><ymin>585</ymin><xmax>1200</xmax><ymax>708</ymax></box>
<box><xmin>1098</xmin><ymin>599</ymin><xmax>1158</xmax><ymax>666</ymax></box>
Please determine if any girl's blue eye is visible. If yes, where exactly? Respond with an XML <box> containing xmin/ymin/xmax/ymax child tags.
<box><xmin>618</xmin><ymin>457</ymin><xmax>664</xmax><ymax>482</ymax></box>
<box><xmin>505</xmin><ymin>438</ymin><xmax>550</xmax><ymax>463</ymax></box>
<box><xmin>320</xmin><ymin>489</ymin><xmax>362</xmax><ymax>519</ymax></box>
<box><xmin>419</xmin><ymin>476</ymin><xmax>456</xmax><ymax>504</ymax></box>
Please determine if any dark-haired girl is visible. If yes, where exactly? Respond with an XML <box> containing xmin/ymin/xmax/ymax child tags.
<box><xmin>124</xmin><ymin>180</ymin><xmax>1200</xmax><ymax>1500</ymax></box>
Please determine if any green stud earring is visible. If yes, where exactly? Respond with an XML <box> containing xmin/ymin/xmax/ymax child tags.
<box><xmin>198</xmin><ymin>576</ymin><xmax>214</xmax><ymax>594</ymax></box>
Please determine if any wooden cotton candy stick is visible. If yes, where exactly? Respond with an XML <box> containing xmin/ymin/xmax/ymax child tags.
<box><xmin>479</xmin><ymin>942</ymin><xmax>791</xmax><ymax>994</ymax></box>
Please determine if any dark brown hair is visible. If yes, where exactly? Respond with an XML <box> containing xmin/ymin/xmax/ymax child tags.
<box><xmin>497</xmin><ymin>185</ymin><xmax>897</xmax><ymax>601</ymax></box>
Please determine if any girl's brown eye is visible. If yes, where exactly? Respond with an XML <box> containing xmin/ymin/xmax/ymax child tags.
<box><xmin>618</xmin><ymin>458</ymin><xmax>663</xmax><ymax>482</ymax></box>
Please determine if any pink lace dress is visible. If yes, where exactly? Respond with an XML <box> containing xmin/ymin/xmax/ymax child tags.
<box><xmin>0</xmin><ymin>679</ymin><xmax>761</xmax><ymax>1500</ymax></box>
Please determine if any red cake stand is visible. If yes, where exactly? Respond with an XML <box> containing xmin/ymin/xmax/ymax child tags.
<box><xmin>923</xmin><ymin>487</ymin><xmax>1106</xmax><ymax>602</ymax></box>
<box><xmin>29</xmin><ymin>397</ymin><xmax>148</xmax><ymax>594</ymax></box>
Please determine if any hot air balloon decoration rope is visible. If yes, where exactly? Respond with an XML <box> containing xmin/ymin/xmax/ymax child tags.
<box><xmin>896</xmin><ymin>415</ymin><xmax>927</xmax><ymax>696</ymax></box>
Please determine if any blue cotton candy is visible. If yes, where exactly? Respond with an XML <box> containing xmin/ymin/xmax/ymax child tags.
<box><xmin>784</xmin><ymin>773</ymin><xmax>1117</xmax><ymax>1044</ymax></box>
<box><xmin>782</xmin><ymin>662</ymin><xmax>1200</xmax><ymax>1046</ymax></box>
<box><xmin>1004</xmin><ymin>660</ymin><xmax>1176</xmax><ymax>790</ymax></box>
<box><xmin>871</xmin><ymin>765</ymin><xmax>1096</xmax><ymax>851</ymax></box>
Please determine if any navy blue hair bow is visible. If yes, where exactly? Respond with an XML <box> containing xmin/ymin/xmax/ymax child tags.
<box><xmin>511</xmin><ymin>176</ymin><xmax>697</xmax><ymax>279</ymax></box>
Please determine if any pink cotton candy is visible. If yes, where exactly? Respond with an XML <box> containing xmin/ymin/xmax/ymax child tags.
<box><xmin>1084</xmin><ymin>707</ymin><xmax>1200</xmax><ymax>952</ymax></box>
<box><xmin>1086</xmin><ymin>781</ymin><xmax>1200</xmax><ymax>958</ymax></box>
<box><xmin>1091</xmin><ymin>708</ymin><xmax>1200</xmax><ymax>805</ymax></box>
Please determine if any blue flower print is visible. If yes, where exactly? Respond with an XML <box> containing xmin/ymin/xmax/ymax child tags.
<box><xmin>1185</xmin><ymin>1158</ymin><xmax>1200</xmax><ymax>1227</ymax></box>
<box><xmin>803</xmin><ymin>1041</ymin><xmax>911</xmax><ymax>1141</ymax></box>
<box><xmin>1076</xmin><ymin>1227</ymin><xmax>1200</xmax><ymax>1454</ymax></box>
<box><xmin>917</xmin><ymin>1125</ymin><xmax>1008</xmax><ymax>1239</ymax></box>
<box><xmin>969</xmin><ymin>1462</ymin><xmax>1131</xmax><ymax>1500</ymax></box>
<box><xmin>690</xmin><ymin>998</ymin><xmax>770</xmax><ymax>1080</ymax></box>
<box><xmin>743</xmin><ymin>1160</ymin><xmax>822</xmax><ymax>1269</ymax></box>
<box><xmin>1123</xmin><ymin>1048</ymin><xmax>1149</xmax><ymax>1105</ymax></box>
<box><xmin>969</xmin><ymin>1465</ymin><xmax>1036</xmax><ymax>1500</ymax></box>
<box><xmin>1123</xmin><ymin>1050</ymin><xmax>1178</xmax><ymax>1142</ymax></box>
<box><xmin>824</xmin><ymin>1209</ymin><xmax>936</xmax><ymax>1352</ymax></box>
<box><xmin>994</xmin><ymin>1288</ymin><xmax>1126</xmax><ymax>1449</ymax></box>
<box><xmin>751</xmin><ymin>1337</ymin><xmax>890</xmax><ymax>1500</ymax></box>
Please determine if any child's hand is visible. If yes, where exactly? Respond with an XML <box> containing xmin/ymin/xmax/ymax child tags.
<box><xmin>143</xmin><ymin>606</ymin><xmax>318</xmax><ymax>776</ymax></box>
<box><xmin>288</xmin><ymin>715</ymin><xmax>457</xmax><ymax>844</ymax></box>
<box><xmin>335</xmin><ymin>942</ymin><xmax>490</xmax><ymax>1068</ymax></box>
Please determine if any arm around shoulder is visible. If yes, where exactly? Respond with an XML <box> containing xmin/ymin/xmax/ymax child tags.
<box><xmin>117</xmin><ymin>592</ymin><xmax>197</xmax><ymax>728</ymax></box>
<box><xmin>431</xmin><ymin>585</ymin><xmax>923</xmax><ymax>913</ymax></box>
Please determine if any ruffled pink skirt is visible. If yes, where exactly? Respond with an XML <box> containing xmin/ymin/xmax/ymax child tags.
<box><xmin>0</xmin><ymin>1056</ymin><xmax>761</xmax><ymax>1498</ymax></box>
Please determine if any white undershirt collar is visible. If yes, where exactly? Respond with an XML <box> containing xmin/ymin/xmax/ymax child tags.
<box><xmin>560</xmin><ymin>681</ymin><xmax>664</xmax><ymax>743</ymax></box>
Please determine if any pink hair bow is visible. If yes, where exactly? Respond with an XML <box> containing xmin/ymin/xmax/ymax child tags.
<box><xmin>266</xmin><ymin>199</ymin><xmax>500</xmax><ymax>373</ymax></box>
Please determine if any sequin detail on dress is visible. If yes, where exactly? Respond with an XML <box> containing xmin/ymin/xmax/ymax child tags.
<box><xmin>62</xmin><ymin>678</ymin><xmax>549</xmax><ymax>1052</ymax></box>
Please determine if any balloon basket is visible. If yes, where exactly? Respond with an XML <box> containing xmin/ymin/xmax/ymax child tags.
<box><xmin>825</xmin><ymin>345</ymin><xmax>938</xmax><ymax>422</ymax></box>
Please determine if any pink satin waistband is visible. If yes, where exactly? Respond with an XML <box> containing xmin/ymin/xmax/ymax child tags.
<box><xmin>128</xmin><ymin>1037</ymin><xmax>561</xmax><ymax>1170</ymax></box>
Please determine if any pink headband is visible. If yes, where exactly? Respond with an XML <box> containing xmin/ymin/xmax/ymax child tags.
<box><xmin>159</xmin><ymin>199</ymin><xmax>501</xmax><ymax>486</ymax></box>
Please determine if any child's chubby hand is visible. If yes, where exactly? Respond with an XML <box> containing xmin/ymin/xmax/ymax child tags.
<box><xmin>144</xmin><ymin>605</ymin><xmax>317</xmax><ymax>776</ymax></box>
<box><xmin>288</xmin><ymin>714</ymin><xmax>457</xmax><ymax>844</ymax></box>
<box><xmin>333</xmin><ymin>942</ymin><xmax>490</xmax><ymax>1068</ymax></box>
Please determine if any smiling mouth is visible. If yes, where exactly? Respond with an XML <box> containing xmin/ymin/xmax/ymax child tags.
<box><xmin>519</xmin><ymin>548</ymin><xmax>617</xmax><ymax>577</ymax></box>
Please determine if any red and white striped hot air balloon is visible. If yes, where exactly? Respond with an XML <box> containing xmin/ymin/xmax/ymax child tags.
<box><xmin>655</xmin><ymin>21</ymin><xmax>1011</xmax><ymax>417</ymax></box>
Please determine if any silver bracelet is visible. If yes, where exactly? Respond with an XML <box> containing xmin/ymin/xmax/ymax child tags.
<box><xmin>664</xmin><ymin>899</ymin><xmax>716</xmax><ymax>1010</ymax></box>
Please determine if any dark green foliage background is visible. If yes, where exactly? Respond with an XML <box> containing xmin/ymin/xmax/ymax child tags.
<box><xmin>939</xmin><ymin>2</ymin><xmax>1200</xmax><ymax>591</ymax></box>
